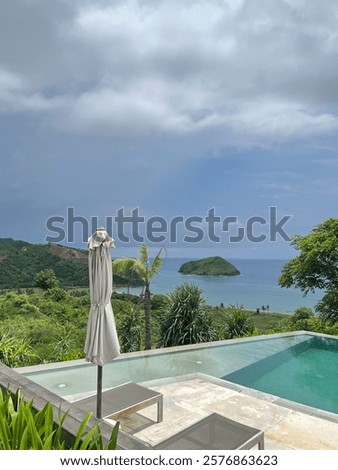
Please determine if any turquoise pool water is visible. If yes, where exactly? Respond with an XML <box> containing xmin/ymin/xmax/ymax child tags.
<box><xmin>224</xmin><ymin>336</ymin><xmax>338</xmax><ymax>414</ymax></box>
<box><xmin>22</xmin><ymin>334</ymin><xmax>338</xmax><ymax>415</ymax></box>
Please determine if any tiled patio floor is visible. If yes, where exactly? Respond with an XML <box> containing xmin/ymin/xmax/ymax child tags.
<box><xmin>107</xmin><ymin>376</ymin><xmax>338</xmax><ymax>450</ymax></box>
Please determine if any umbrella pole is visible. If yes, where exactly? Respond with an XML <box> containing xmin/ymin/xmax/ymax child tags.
<box><xmin>97</xmin><ymin>365</ymin><xmax>102</xmax><ymax>418</ymax></box>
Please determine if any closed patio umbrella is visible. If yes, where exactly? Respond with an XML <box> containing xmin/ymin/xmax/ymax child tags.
<box><xmin>84</xmin><ymin>227</ymin><xmax>120</xmax><ymax>418</ymax></box>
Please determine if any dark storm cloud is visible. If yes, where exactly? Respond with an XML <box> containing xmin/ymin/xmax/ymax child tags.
<box><xmin>0</xmin><ymin>0</ymin><xmax>337</xmax><ymax>142</ymax></box>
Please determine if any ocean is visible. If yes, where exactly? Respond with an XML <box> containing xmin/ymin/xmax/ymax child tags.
<box><xmin>116</xmin><ymin>258</ymin><xmax>323</xmax><ymax>314</ymax></box>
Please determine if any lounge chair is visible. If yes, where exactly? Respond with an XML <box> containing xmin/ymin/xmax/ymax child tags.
<box><xmin>154</xmin><ymin>413</ymin><xmax>264</xmax><ymax>450</ymax></box>
<box><xmin>74</xmin><ymin>382</ymin><xmax>163</xmax><ymax>423</ymax></box>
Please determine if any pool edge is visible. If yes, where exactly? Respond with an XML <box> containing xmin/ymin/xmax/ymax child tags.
<box><xmin>16</xmin><ymin>330</ymin><xmax>328</xmax><ymax>374</ymax></box>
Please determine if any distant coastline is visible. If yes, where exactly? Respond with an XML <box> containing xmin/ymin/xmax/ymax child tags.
<box><xmin>116</xmin><ymin>258</ymin><xmax>323</xmax><ymax>313</ymax></box>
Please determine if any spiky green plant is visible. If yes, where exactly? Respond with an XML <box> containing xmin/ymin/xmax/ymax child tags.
<box><xmin>223</xmin><ymin>305</ymin><xmax>255</xmax><ymax>339</ymax></box>
<box><xmin>117</xmin><ymin>302</ymin><xmax>142</xmax><ymax>352</ymax></box>
<box><xmin>0</xmin><ymin>333</ymin><xmax>38</xmax><ymax>367</ymax></box>
<box><xmin>0</xmin><ymin>388</ymin><xmax>119</xmax><ymax>450</ymax></box>
<box><xmin>158</xmin><ymin>283</ymin><xmax>215</xmax><ymax>347</ymax></box>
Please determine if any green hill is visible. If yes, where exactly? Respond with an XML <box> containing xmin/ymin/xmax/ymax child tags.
<box><xmin>179</xmin><ymin>256</ymin><xmax>240</xmax><ymax>276</ymax></box>
<box><xmin>0</xmin><ymin>238</ymin><xmax>142</xmax><ymax>288</ymax></box>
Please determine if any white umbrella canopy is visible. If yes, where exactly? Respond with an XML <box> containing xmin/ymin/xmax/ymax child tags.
<box><xmin>84</xmin><ymin>227</ymin><xmax>120</xmax><ymax>416</ymax></box>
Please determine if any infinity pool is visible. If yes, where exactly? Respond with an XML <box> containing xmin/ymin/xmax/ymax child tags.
<box><xmin>20</xmin><ymin>333</ymin><xmax>338</xmax><ymax>415</ymax></box>
<box><xmin>224</xmin><ymin>335</ymin><xmax>338</xmax><ymax>414</ymax></box>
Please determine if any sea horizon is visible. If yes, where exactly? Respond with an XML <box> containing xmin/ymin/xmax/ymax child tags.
<box><xmin>115</xmin><ymin>257</ymin><xmax>322</xmax><ymax>314</ymax></box>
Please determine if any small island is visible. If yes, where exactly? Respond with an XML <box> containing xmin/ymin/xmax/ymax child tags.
<box><xmin>179</xmin><ymin>256</ymin><xmax>240</xmax><ymax>276</ymax></box>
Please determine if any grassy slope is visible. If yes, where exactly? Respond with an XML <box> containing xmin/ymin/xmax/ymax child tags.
<box><xmin>210</xmin><ymin>307</ymin><xmax>285</xmax><ymax>333</ymax></box>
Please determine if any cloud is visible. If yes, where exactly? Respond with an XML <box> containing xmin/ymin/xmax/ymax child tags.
<box><xmin>226</xmin><ymin>99</ymin><xmax>338</xmax><ymax>142</ymax></box>
<box><xmin>0</xmin><ymin>67</ymin><xmax>64</xmax><ymax>113</ymax></box>
<box><xmin>1</xmin><ymin>0</ymin><xmax>338</xmax><ymax>146</ymax></box>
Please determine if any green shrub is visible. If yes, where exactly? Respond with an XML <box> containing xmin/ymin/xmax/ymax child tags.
<box><xmin>45</xmin><ymin>287</ymin><xmax>69</xmax><ymax>302</ymax></box>
<box><xmin>0</xmin><ymin>333</ymin><xmax>38</xmax><ymax>367</ymax></box>
<box><xmin>35</xmin><ymin>269</ymin><xmax>60</xmax><ymax>291</ymax></box>
<box><xmin>0</xmin><ymin>388</ymin><xmax>119</xmax><ymax>450</ymax></box>
<box><xmin>111</xmin><ymin>292</ymin><xmax>140</xmax><ymax>304</ymax></box>
<box><xmin>151</xmin><ymin>294</ymin><xmax>169</xmax><ymax>310</ymax></box>
<box><xmin>116</xmin><ymin>302</ymin><xmax>142</xmax><ymax>353</ymax></box>
<box><xmin>291</xmin><ymin>307</ymin><xmax>314</xmax><ymax>323</ymax></box>
<box><xmin>223</xmin><ymin>305</ymin><xmax>255</xmax><ymax>339</ymax></box>
<box><xmin>158</xmin><ymin>283</ymin><xmax>215</xmax><ymax>347</ymax></box>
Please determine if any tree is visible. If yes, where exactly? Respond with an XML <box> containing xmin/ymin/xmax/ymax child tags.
<box><xmin>286</xmin><ymin>307</ymin><xmax>315</xmax><ymax>331</ymax></box>
<box><xmin>34</xmin><ymin>269</ymin><xmax>60</xmax><ymax>291</ymax></box>
<box><xmin>279</xmin><ymin>218</ymin><xmax>338</xmax><ymax>322</ymax></box>
<box><xmin>315</xmin><ymin>289</ymin><xmax>338</xmax><ymax>323</ymax></box>
<box><xmin>158</xmin><ymin>283</ymin><xmax>214</xmax><ymax>347</ymax></box>
<box><xmin>113</xmin><ymin>244</ymin><xmax>163</xmax><ymax>349</ymax></box>
<box><xmin>223</xmin><ymin>305</ymin><xmax>255</xmax><ymax>339</ymax></box>
<box><xmin>291</xmin><ymin>306</ymin><xmax>314</xmax><ymax>322</ymax></box>
<box><xmin>112</xmin><ymin>257</ymin><xmax>139</xmax><ymax>294</ymax></box>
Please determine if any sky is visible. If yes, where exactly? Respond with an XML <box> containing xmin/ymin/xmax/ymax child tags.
<box><xmin>0</xmin><ymin>0</ymin><xmax>337</xmax><ymax>259</ymax></box>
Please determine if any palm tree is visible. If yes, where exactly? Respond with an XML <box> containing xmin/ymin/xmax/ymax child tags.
<box><xmin>113</xmin><ymin>244</ymin><xmax>163</xmax><ymax>349</ymax></box>
<box><xmin>112</xmin><ymin>257</ymin><xmax>138</xmax><ymax>294</ymax></box>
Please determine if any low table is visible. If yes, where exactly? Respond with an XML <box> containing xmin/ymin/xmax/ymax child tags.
<box><xmin>75</xmin><ymin>382</ymin><xmax>163</xmax><ymax>422</ymax></box>
<box><xmin>154</xmin><ymin>413</ymin><xmax>264</xmax><ymax>450</ymax></box>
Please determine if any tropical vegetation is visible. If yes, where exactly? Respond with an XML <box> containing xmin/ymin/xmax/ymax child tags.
<box><xmin>113</xmin><ymin>244</ymin><xmax>164</xmax><ymax>349</ymax></box>
<box><xmin>158</xmin><ymin>283</ymin><xmax>215</xmax><ymax>347</ymax></box>
<box><xmin>0</xmin><ymin>238</ymin><xmax>140</xmax><ymax>289</ymax></box>
<box><xmin>0</xmin><ymin>285</ymin><xmax>337</xmax><ymax>368</ymax></box>
<box><xmin>179</xmin><ymin>256</ymin><xmax>240</xmax><ymax>276</ymax></box>
<box><xmin>0</xmin><ymin>238</ymin><xmax>88</xmax><ymax>288</ymax></box>
<box><xmin>0</xmin><ymin>388</ymin><xmax>119</xmax><ymax>450</ymax></box>
<box><xmin>222</xmin><ymin>305</ymin><xmax>255</xmax><ymax>339</ymax></box>
<box><xmin>1</xmin><ymin>226</ymin><xmax>337</xmax><ymax>450</ymax></box>
<box><xmin>279</xmin><ymin>218</ymin><xmax>338</xmax><ymax>322</ymax></box>
<box><xmin>0</xmin><ymin>221</ymin><xmax>337</xmax><ymax>368</ymax></box>
<box><xmin>35</xmin><ymin>268</ymin><xmax>60</xmax><ymax>290</ymax></box>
